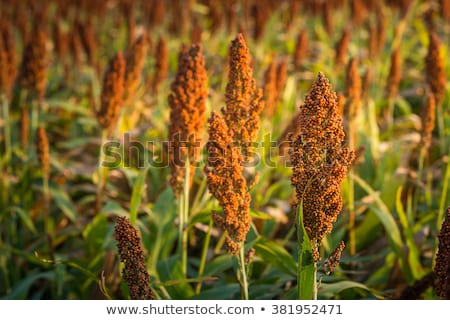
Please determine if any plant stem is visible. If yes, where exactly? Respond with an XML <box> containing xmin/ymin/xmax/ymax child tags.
<box><xmin>179</xmin><ymin>162</ymin><xmax>190</xmax><ymax>277</ymax></box>
<box><xmin>96</xmin><ymin>130</ymin><xmax>108</xmax><ymax>213</ymax></box>
<box><xmin>432</xmin><ymin>148</ymin><xmax>450</xmax><ymax>268</ymax></box>
<box><xmin>43</xmin><ymin>173</ymin><xmax>54</xmax><ymax>260</ymax></box>
<box><xmin>238</xmin><ymin>243</ymin><xmax>249</xmax><ymax>300</ymax></box>
<box><xmin>347</xmin><ymin>122</ymin><xmax>356</xmax><ymax>255</ymax></box>
<box><xmin>195</xmin><ymin>217</ymin><xmax>213</xmax><ymax>294</ymax></box>
<box><xmin>296</xmin><ymin>201</ymin><xmax>316</xmax><ymax>300</ymax></box>
<box><xmin>0</xmin><ymin>94</ymin><xmax>11</xmax><ymax>208</ymax></box>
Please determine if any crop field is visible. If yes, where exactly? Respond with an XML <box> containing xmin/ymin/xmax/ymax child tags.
<box><xmin>0</xmin><ymin>0</ymin><xmax>449</xmax><ymax>300</ymax></box>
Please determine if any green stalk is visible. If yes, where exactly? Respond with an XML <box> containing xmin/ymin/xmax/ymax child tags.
<box><xmin>43</xmin><ymin>172</ymin><xmax>54</xmax><ymax>259</ymax></box>
<box><xmin>296</xmin><ymin>201</ymin><xmax>316</xmax><ymax>300</ymax></box>
<box><xmin>436</xmin><ymin>103</ymin><xmax>446</xmax><ymax>153</ymax></box>
<box><xmin>195</xmin><ymin>217</ymin><xmax>213</xmax><ymax>294</ymax></box>
<box><xmin>96</xmin><ymin>129</ymin><xmax>108</xmax><ymax>213</ymax></box>
<box><xmin>347</xmin><ymin>122</ymin><xmax>356</xmax><ymax>255</ymax></box>
<box><xmin>1</xmin><ymin>94</ymin><xmax>11</xmax><ymax>207</ymax></box>
<box><xmin>179</xmin><ymin>161</ymin><xmax>190</xmax><ymax>277</ymax></box>
<box><xmin>238</xmin><ymin>243</ymin><xmax>249</xmax><ymax>300</ymax></box>
<box><xmin>432</xmin><ymin>148</ymin><xmax>450</xmax><ymax>268</ymax></box>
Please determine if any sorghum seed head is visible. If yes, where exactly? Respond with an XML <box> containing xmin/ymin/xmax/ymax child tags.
<box><xmin>289</xmin><ymin>72</ymin><xmax>354</xmax><ymax>261</ymax></box>
<box><xmin>434</xmin><ymin>207</ymin><xmax>450</xmax><ymax>299</ymax></box>
<box><xmin>96</xmin><ymin>52</ymin><xmax>125</xmax><ymax>133</ymax></box>
<box><xmin>114</xmin><ymin>216</ymin><xmax>154</xmax><ymax>300</ymax></box>
<box><xmin>426</xmin><ymin>31</ymin><xmax>446</xmax><ymax>106</ymax></box>
<box><xmin>168</xmin><ymin>44</ymin><xmax>207</xmax><ymax>196</ymax></box>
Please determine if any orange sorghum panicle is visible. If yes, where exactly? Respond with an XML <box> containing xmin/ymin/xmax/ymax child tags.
<box><xmin>17</xmin><ymin>25</ymin><xmax>48</xmax><ymax>101</ymax></box>
<box><xmin>420</xmin><ymin>93</ymin><xmax>435</xmax><ymax>151</ymax></box>
<box><xmin>385</xmin><ymin>48</ymin><xmax>401</xmax><ymax>100</ymax></box>
<box><xmin>96</xmin><ymin>52</ymin><xmax>125</xmax><ymax>133</ymax></box>
<box><xmin>289</xmin><ymin>72</ymin><xmax>354</xmax><ymax>261</ymax></box>
<box><xmin>124</xmin><ymin>34</ymin><xmax>148</xmax><ymax>106</ymax></box>
<box><xmin>223</xmin><ymin>33</ymin><xmax>263</xmax><ymax>162</ymax></box>
<box><xmin>426</xmin><ymin>31</ymin><xmax>446</xmax><ymax>105</ymax></box>
<box><xmin>205</xmin><ymin>112</ymin><xmax>251</xmax><ymax>256</ymax></box>
<box><xmin>168</xmin><ymin>44</ymin><xmax>207</xmax><ymax>196</ymax></box>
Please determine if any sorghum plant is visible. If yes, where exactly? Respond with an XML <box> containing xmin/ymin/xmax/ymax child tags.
<box><xmin>289</xmin><ymin>72</ymin><xmax>354</xmax><ymax>299</ymax></box>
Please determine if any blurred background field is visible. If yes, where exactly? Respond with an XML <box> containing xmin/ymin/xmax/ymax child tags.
<box><xmin>0</xmin><ymin>0</ymin><xmax>449</xmax><ymax>299</ymax></box>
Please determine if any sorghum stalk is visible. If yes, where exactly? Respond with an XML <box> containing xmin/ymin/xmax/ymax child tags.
<box><xmin>35</xmin><ymin>126</ymin><xmax>52</xmax><ymax>257</ymax></box>
<box><xmin>425</xmin><ymin>31</ymin><xmax>446</xmax><ymax>152</ymax></box>
<box><xmin>205</xmin><ymin>112</ymin><xmax>252</xmax><ymax>299</ymax></box>
<box><xmin>16</xmin><ymin>24</ymin><xmax>48</xmax><ymax>149</ymax></box>
<box><xmin>385</xmin><ymin>47</ymin><xmax>401</xmax><ymax>128</ymax></box>
<box><xmin>95</xmin><ymin>52</ymin><xmax>125</xmax><ymax>212</ymax></box>
<box><xmin>168</xmin><ymin>44</ymin><xmax>207</xmax><ymax>277</ymax></box>
<box><xmin>289</xmin><ymin>72</ymin><xmax>354</xmax><ymax>299</ymax></box>
<box><xmin>345</xmin><ymin>58</ymin><xmax>361</xmax><ymax>256</ymax></box>
<box><xmin>418</xmin><ymin>93</ymin><xmax>435</xmax><ymax>182</ymax></box>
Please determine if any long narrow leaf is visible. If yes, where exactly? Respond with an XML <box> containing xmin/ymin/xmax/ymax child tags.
<box><xmin>129</xmin><ymin>167</ymin><xmax>148</xmax><ymax>225</ymax></box>
<box><xmin>296</xmin><ymin>202</ymin><xmax>315</xmax><ymax>300</ymax></box>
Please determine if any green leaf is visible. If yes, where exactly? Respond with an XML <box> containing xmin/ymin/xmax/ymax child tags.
<box><xmin>49</xmin><ymin>185</ymin><xmax>77</xmax><ymax>223</ymax></box>
<box><xmin>253</xmin><ymin>238</ymin><xmax>296</xmax><ymax>277</ymax></box>
<box><xmin>10</xmin><ymin>206</ymin><xmax>37</xmax><ymax>234</ymax></box>
<box><xmin>352</xmin><ymin>174</ymin><xmax>411</xmax><ymax>280</ymax></box>
<box><xmin>82</xmin><ymin>213</ymin><xmax>109</xmax><ymax>256</ymax></box>
<box><xmin>193</xmin><ymin>284</ymin><xmax>240</xmax><ymax>300</ymax></box>
<box><xmin>203</xmin><ymin>255</ymin><xmax>234</xmax><ymax>277</ymax></box>
<box><xmin>6</xmin><ymin>271</ymin><xmax>55</xmax><ymax>299</ymax></box>
<box><xmin>395</xmin><ymin>186</ymin><xmax>424</xmax><ymax>280</ymax></box>
<box><xmin>250</xmin><ymin>210</ymin><xmax>274</xmax><ymax>220</ymax></box>
<box><xmin>296</xmin><ymin>202</ymin><xmax>315</xmax><ymax>300</ymax></box>
<box><xmin>319</xmin><ymin>281</ymin><xmax>379</xmax><ymax>299</ymax></box>
<box><xmin>129</xmin><ymin>167</ymin><xmax>148</xmax><ymax>225</ymax></box>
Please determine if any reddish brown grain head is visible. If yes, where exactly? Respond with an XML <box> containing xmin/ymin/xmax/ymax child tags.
<box><xmin>294</xmin><ymin>29</ymin><xmax>309</xmax><ymax>69</ymax></box>
<box><xmin>124</xmin><ymin>34</ymin><xmax>148</xmax><ymax>106</ymax></box>
<box><xmin>385</xmin><ymin>48</ymin><xmax>402</xmax><ymax>100</ymax></box>
<box><xmin>289</xmin><ymin>72</ymin><xmax>354</xmax><ymax>261</ymax></box>
<box><xmin>420</xmin><ymin>93</ymin><xmax>436</xmax><ymax>151</ymax></box>
<box><xmin>114</xmin><ymin>216</ymin><xmax>154</xmax><ymax>300</ymax></box>
<box><xmin>96</xmin><ymin>52</ymin><xmax>125</xmax><ymax>133</ymax></box>
<box><xmin>0</xmin><ymin>19</ymin><xmax>16</xmax><ymax>98</ymax></box>
<box><xmin>335</xmin><ymin>28</ymin><xmax>351</xmax><ymax>68</ymax></box>
<box><xmin>426</xmin><ymin>31</ymin><xmax>446</xmax><ymax>106</ymax></box>
<box><xmin>345</xmin><ymin>58</ymin><xmax>361</xmax><ymax>120</ymax></box>
<box><xmin>35</xmin><ymin>126</ymin><xmax>50</xmax><ymax>179</ymax></box>
<box><xmin>17</xmin><ymin>25</ymin><xmax>48</xmax><ymax>101</ymax></box>
<box><xmin>53</xmin><ymin>18</ymin><xmax>69</xmax><ymax>63</ymax></box>
<box><xmin>205</xmin><ymin>112</ymin><xmax>251</xmax><ymax>255</ymax></box>
<box><xmin>324</xmin><ymin>241</ymin><xmax>345</xmax><ymax>275</ymax></box>
<box><xmin>275</xmin><ymin>58</ymin><xmax>288</xmax><ymax>102</ymax></box>
<box><xmin>152</xmin><ymin>36</ymin><xmax>169</xmax><ymax>93</ymax></box>
<box><xmin>77</xmin><ymin>18</ymin><xmax>97</xmax><ymax>67</ymax></box>
<box><xmin>168</xmin><ymin>44</ymin><xmax>208</xmax><ymax>196</ymax></box>
<box><xmin>322</xmin><ymin>1</ymin><xmax>333</xmax><ymax>35</ymax></box>
<box><xmin>262</xmin><ymin>60</ymin><xmax>277</xmax><ymax>117</ymax></box>
<box><xmin>223</xmin><ymin>33</ymin><xmax>264</xmax><ymax>162</ymax></box>
<box><xmin>434</xmin><ymin>207</ymin><xmax>450</xmax><ymax>299</ymax></box>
